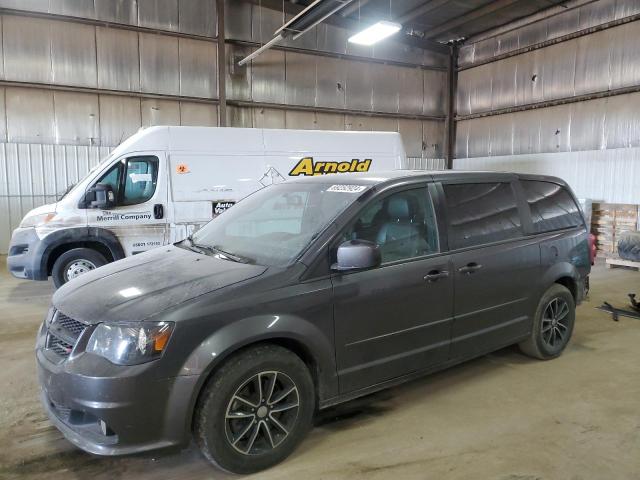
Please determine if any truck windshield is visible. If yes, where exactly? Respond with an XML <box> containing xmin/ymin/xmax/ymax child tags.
<box><xmin>188</xmin><ymin>182</ymin><xmax>368</xmax><ymax>267</ymax></box>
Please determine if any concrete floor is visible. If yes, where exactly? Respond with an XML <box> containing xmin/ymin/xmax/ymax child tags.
<box><xmin>0</xmin><ymin>258</ymin><xmax>639</xmax><ymax>480</ymax></box>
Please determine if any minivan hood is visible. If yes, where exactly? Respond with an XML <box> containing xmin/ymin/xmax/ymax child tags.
<box><xmin>53</xmin><ymin>245</ymin><xmax>267</xmax><ymax>323</ymax></box>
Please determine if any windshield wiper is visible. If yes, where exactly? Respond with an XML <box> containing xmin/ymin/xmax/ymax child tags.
<box><xmin>183</xmin><ymin>236</ymin><xmax>252</xmax><ymax>263</ymax></box>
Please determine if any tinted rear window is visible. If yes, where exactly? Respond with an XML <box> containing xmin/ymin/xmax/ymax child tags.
<box><xmin>443</xmin><ymin>182</ymin><xmax>522</xmax><ymax>249</ymax></box>
<box><xmin>520</xmin><ymin>180</ymin><xmax>583</xmax><ymax>233</ymax></box>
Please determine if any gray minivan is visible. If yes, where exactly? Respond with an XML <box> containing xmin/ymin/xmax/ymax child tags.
<box><xmin>36</xmin><ymin>171</ymin><xmax>591</xmax><ymax>474</ymax></box>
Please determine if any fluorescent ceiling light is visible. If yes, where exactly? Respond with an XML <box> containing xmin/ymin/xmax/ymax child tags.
<box><xmin>348</xmin><ymin>21</ymin><xmax>402</xmax><ymax>46</ymax></box>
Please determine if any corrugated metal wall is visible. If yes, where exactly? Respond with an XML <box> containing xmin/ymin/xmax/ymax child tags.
<box><xmin>454</xmin><ymin>0</ymin><xmax>640</xmax><ymax>205</ymax></box>
<box><xmin>0</xmin><ymin>0</ymin><xmax>447</xmax><ymax>253</ymax></box>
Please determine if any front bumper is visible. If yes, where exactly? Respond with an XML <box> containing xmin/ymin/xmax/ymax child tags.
<box><xmin>7</xmin><ymin>227</ymin><xmax>47</xmax><ymax>280</ymax></box>
<box><xmin>37</xmin><ymin>340</ymin><xmax>199</xmax><ymax>456</ymax></box>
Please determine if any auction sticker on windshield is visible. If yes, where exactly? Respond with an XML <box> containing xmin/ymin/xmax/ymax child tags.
<box><xmin>327</xmin><ymin>185</ymin><xmax>367</xmax><ymax>193</ymax></box>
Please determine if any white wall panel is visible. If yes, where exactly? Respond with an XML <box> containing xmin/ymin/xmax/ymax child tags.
<box><xmin>51</xmin><ymin>20</ymin><xmax>97</xmax><ymax>87</ymax></box>
<box><xmin>138</xmin><ymin>0</ymin><xmax>179</xmax><ymax>31</ymax></box>
<box><xmin>98</xmin><ymin>95</ymin><xmax>141</xmax><ymax>146</ymax></box>
<box><xmin>139</xmin><ymin>33</ymin><xmax>180</xmax><ymax>95</ymax></box>
<box><xmin>97</xmin><ymin>27</ymin><xmax>140</xmax><ymax>91</ymax></box>
<box><xmin>6</xmin><ymin>88</ymin><xmax>54</xmax><ymax>143</ymax></box>
<box><xmin>180</xmin><ymin>102</ymin><xmax>217</xmax><ymax>126</ymax></box>
<box><xmin>252</xmin><ymin>49</ymin><xmax>285</xmax><ymax>104</ymax></box>
<box><xmin>53</xmin><ymin>91</ymin><xmax>99</xmax><ymax>145</ymax></box>
<box><xmin>141</xmin><ymin>98</ymin><xmax>181</xmax><ymax>126</ymax></box>
<box><xmin>178</xmin><ymin>38</ymin><xmax>217</xmax><ymax>98</ymax></box>
<box><xmin>3</xmin><ymin>16</ymin><xmax>52</xmax><ymax>83</ymax></box>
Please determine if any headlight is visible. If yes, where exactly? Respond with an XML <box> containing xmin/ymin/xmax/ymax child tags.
<box><xmin>20</xmin><ymin>212</ymin><xmax>56</xmax><ymax>228</ymax></box>
<box><xmin>86</xmin><ymin>322</ymin><xmax>174</xmax><ymax>365</ymax></box>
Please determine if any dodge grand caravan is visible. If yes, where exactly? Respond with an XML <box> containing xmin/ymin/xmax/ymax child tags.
<box><xmin>36</xmin><ymin>171</ymin><xmax>591</xmax><ymax>474</ymax></box>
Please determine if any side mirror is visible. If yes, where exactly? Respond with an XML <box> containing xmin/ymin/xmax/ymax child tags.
<box><xmin>331</xmin><ymin>240</ymin><xmax>381</xmax><ymax>272</ymax></box>
<box><xmin>88</xmin><ymin>183</ymin><xmax>116</xmax><ymax>209</ymax></box>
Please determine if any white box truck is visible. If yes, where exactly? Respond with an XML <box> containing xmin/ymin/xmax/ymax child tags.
<box><xmin>7</xmin><ymin>126</ymin><xmax>406</xmax><ymax>286</ymax></box>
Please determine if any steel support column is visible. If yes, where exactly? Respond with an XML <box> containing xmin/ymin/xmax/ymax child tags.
<box><xmin>444</xmin><ymin>43</ymin><xmax>458</xmax><ymax>169</ymax></box>
<box><xmin>216</xmin><ymin>0</ymin><xmax>227</xmax><ymax>126</ymax></box>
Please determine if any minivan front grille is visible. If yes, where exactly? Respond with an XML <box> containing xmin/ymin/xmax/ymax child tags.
<box><xmin>45</xmin><ymin>310</ymin><xmax>88</xmax><ymax>359</ymax></box>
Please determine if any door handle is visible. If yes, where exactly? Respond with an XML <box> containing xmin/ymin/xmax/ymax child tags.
<box><xmin>458</xmin><ymin>262</ymin><xmax>482</xmax><ymax>274</ymax></box>
<box><xmin>424</xmin><ymin>270</ymin><xmax>449</xmax><ymax>282</ymax></box>
<box><xmin>153</xmin><ymin>204</ymin><xmax>164</xmax><ymax>219</ymax></box>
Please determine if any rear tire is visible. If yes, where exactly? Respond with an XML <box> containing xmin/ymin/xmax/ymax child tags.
<box><xmin>519</xmin><ymin>284</ymin><xmax>575</xmax><ymax>360</ymax></box>
<box><xmin>194</xmin><ymin>344</ymin><xmax>315</xmax><ymax>474</ymax></box>
<box><xmin>51</xmin><ymin>248</ymin><xmax>107</xmax><ymax>288</ymax></box>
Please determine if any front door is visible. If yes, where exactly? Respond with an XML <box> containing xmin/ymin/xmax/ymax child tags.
<box><xmin>332</xmin><ymin>185</ymin><xmax>453</xmax><ymax>393</ymax></box>
<box><xmin>86</xmin><ymin>153</ymin><xmax>168</xmax><ymax>256</ymax></box>
<box><xmin>440</xmin><ymin>181</ymin><xmax>540</xmax><ymax>359</ymax></box>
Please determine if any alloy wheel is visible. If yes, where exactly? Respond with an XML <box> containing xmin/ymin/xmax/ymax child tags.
<box><xmin>224</xmin><ymin>371</ymin><xmax>300</xmax><ymax>455</ymax></box>
<box><xmin>541</xmin><ymin>297</ymin><xmax>570</xmax><ymax>348</ymax></box>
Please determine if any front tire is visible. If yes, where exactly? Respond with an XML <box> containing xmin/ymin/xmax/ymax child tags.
<box><xmin>519</xmin><ymin>284</ymin><xmax>575</xmax><ymax>360</ymax></box>
<box><xmin>51</xmin><ymin>248</ymin><xmax>107</xmax><ymax>288</ymax></box>
<box><xmin>194</xmin><ymin>345</ymin><xmax>315</xmax><ymax>474</ymax></box>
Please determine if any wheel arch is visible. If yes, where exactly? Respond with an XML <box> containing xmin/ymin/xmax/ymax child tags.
<box><xmin>38</xmin><ymin>227</ymin><xmax>125</xmax><ymax>276</ymax></box>
<box><xmin>182</xmin><ymin>317</ymin><xmax>338</xmax><ymax>437</ymax></box>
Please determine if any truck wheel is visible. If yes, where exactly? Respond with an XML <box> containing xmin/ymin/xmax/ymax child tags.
<box><xmin>51</xmin><ymin>248</ymin><xmax>107</xmax><ymax>288</ymax></box>
<box><xmin>519</xmin><ymin>284</ymin><xmax>575</xmax><ymax>360</ymax></box>
<box><xmin>194</xmin><ymin>345</ymin><xmax>315</xmax><ymax>474</ymax></box>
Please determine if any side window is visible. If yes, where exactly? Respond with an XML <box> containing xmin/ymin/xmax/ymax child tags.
<box><xmin>444</xmin><ymin>182</ymin><xmax>522</xmax><ymax>249</ymax></box>
<box><xmin>342</xmin><ymin>188</ymin><xmax>439</xmax><ymax>264</ymax></box>
<box><xmin>121</xmin><ymin>156</ymin><xmax>159</xmax><ymax>206</ymax></box>
<box><xmin>95</xmin><ymin>162</ymin><xmax>122</xmax><ymax>198</ymax></box>
<box><xmin>521</xmin><ymin>180</ymin><xmax>583</xmax><ymax>233</ymax></box>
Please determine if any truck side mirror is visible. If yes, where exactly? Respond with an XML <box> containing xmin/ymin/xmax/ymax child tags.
<box><xmin>88</xmin><ymin>184</ymin><xmax>116</xmax><ymax>209</ymax></box>
<box><xmin>331</xmin><ymin>240</ymin><xmax>381</xmax><ymax>272</ymax></box>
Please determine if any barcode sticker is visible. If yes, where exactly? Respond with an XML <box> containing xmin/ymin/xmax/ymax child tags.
<box><xmin>327</xmin><ymin>184</ymin><xmax>367</xmax><ymax>193</ymax></box>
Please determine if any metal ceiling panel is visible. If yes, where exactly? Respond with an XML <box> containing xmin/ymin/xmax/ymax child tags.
<box><xmin>3</xmin><ymin>16</ymin><xmax>52</xmax><ymax>83</ymax></box>
<box><xmin>570</xmin><ymin>99</ymin><xmax>606</xmax><ymax>151</ymax></box>
<box><xmin>141</xmin><ymin>98</ymin><xmax>180</xmax><ymax>126</ymax></box>
<box><xmin>139</xmin><ymin>33</ymin><xmax>180</xmax><ymax>95</ymax></box>
<box><xmin>0</xmin><ymin>88</ymin><xmax>6</xmax><ymax>143</ymax></box>
<box><xmin>345</xmin><ymin>60</ymin><xmax>373</xmax><ymax>111</ymax></box>
<box><xmin>539</xmin><ymin>104</ymin><xmax>571</xmax><ymax>153</ymax></box>
<box><xmin>180</xmin><ymin>102</ymin><xmax>217</xmax><ymax>126</ymax></box>
<box><xmin>603</xmin><ymin>94</ymin><xmax>640</xmax><ymax>149</ymax></box>
<box><xmin>515</xmin><ymin>48</ymin><xmax>544</xmax><ymax>106</ymax></box>
<box><xmin>397</xmin><ymin>119</ymin><xmax>422</xmax><ymax>157</ymax></box>
<box><xmin>98</xmin><ymin>95</ymin><xmax>141</xmax><ymax>146</ymax></box>
<box><xmin>577</xmin><ymin>0</ymin><xmax>616</xmax><ymax>30</ymax></box>
<box><xmin>138</xmin><ymin>0</ymin><xmax>179</xmax><ymax>31</ymax></box>
<box><xmin>455</xmin><ymin>119</ymin><xmax>470</xmax><ymax>158</ymax></box>
<box><xmin>512</xmin><ymin>109</ymin><xmax>541</xmax><ymax>155</ymax></box>
<box><xmin>314</xmin><ymin>112</ymin><xmax>344</xmax><ymax>131</ymax></box>
<box><xmin>609</xmin><ymin>21</ymin><xmax>640</xmax><ymax>90</ymax></box>
<box><xmin>53</xmin><ymin>91</ymin><xmax>99</xmax><ymax>145</ymax></box>
<box><xmin>491</xmin><ymin>56</ymin><xmax>517</xmax><ymax>111</ymax></box>
<box><xmin>315</xmin><ymin>56</ymin><xmax>346</xmax><ymax>109</ymax></box>
<box><xmin>372</xmin><ymin>63</ymin><xmax>399</xmax><ymax>114</ymax></box>
<box><xmin>398</xmin><ymin>66</ymin><xmax>423</xmax><ymax>115</ymax></box>
<box><xmin>51</xmin><ymin>20</ymin><xmax>97</xmax><ymax>87</ymax></box>
<box><xmin>226</xmin><ymin>106</ymin><xmax>253</xmax><ymax>128</ymax></box>
<box><xmin>615</xmin><ymin>0</ymin><xmax>640</xmax><ymax>18</ymax></box>
<box><xmin>251</xmin><ymin>48</ymin><xmax>285</xmax><ymax>104</ymax></box>
<box><xmin>489</xmin><ymin>113</ymin><xmax>514</xmax><ymax>156</ymax></box>
<box><xmin>226</xmin><ymin>44</ymin><xmax>252</xmax><ymax>101</ymax></box>
<box><xmin>423</xmin><ymin>49</ymin><xmax>448</xmax><ymax>69</ymax></box>
<box><xmin>225</xmin><ymin>0</ymin><xmax>252</xmax><ymax>41</ymax></box>
<box><xmin>541</xmin><ymin>41</ymin><xmax>576</xmax><ymax>101</ymax></box>
<box><xmin>6</xmin><ymin>88</ymin><xmax>55</xmax><ymax>143</ymax></box>
<box><xmin>96</xmin><ymin>0</ymin><xmax>138</xmax><ymax>25</ymax></box>
<box><xmin>49</xmin><ymin>0</ymin><xmax>95</xmax><ymax>18</ymax></box>
<box><xmin>252</xmin><ymin>107</ymin><xmax>285</xmax><ymax>129</ymax></box>
<box><xmin>285</xmin><ymin>110</ymin><xmax>315</xmax><ymax>130</ymax></box>
<box><xmin>96</xmin><ymin>26</ymin><xmax>140</xmax><ymax>91</ymax></box>
<box><xmin>546</xmin><ymin>7</ymin><xmax>579</xmax><ymax>39</ymax></box>
<box><xmin>574</xmin><ymin>29</ymin><xmax>611</xmax><ymax>96</ymax></box>
<box><xmin>285</xmin><ymin>52</ymin><xmax>316</xmax><ymax>107</ymax></box>
<box><xmin>423</xmin><ymin>69</ymin><xmax>445</xmax><ymax>116</ymax></box>
<box><xmin>422</xmin><ymin>120</ymin><xmax>444</xmax><ymax>159</ymax></box>
<box><xmin>178</xmin><ymin>0</ymin><xmax>216</xmax><ymax>37</ymax></box>
<box><xmin>179</xmin><ymin>38</ymin><xmax>217</xmax><ymax>98</ymax></box>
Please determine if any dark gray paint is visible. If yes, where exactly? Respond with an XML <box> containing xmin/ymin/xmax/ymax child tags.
<box><xmin>36</xmin><ymin>170</ymin><xmax>590</xmax><ymax>456</ymax></box>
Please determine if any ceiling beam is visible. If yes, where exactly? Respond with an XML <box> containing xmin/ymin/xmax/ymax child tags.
<box><xmin>423</xmin><ymin>0</ymin><xmax>521</xmax><ymax>39</ymax></box>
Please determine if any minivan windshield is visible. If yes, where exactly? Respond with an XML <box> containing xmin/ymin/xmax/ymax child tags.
<box><xmin>188</xmin><ymin>182</ymin><xmax>368</xmax><ymax>266</ymax></box>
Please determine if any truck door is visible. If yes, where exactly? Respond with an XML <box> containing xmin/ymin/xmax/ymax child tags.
<box><xmin>86</xmin><ymin>153</ymin><xmax>168</xmax><ymax>256</ymax></box>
